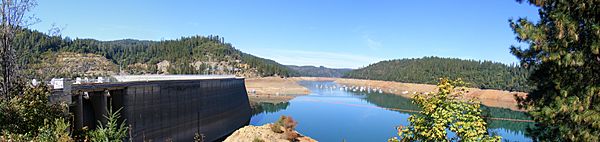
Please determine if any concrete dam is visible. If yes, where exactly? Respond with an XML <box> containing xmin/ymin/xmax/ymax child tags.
<box><xmin>54</xmin><ymin>75</ymin><xmax>252</xmax><ymax>141</ymax></box>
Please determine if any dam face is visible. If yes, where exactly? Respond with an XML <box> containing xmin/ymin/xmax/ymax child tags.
<box><xmin>65</xmin><ymin>76</ymin><xmax>251</xmax><ymax>141</ymax></box>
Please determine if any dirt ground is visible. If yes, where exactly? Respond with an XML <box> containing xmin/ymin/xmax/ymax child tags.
<box><xmin>245</xmin><ymin>77</ymin><xmax>311</xmax><ymax>103</ymax></box>
<box><xmin>247</xmin><ymin>94</ymin><xmax>305</xmax><ymax>104</ymax></box>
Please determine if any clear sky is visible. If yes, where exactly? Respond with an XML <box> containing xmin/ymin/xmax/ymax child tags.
<box><xmin>30</xmin><ymin>0</ymin><xmax>539</xmax><ymax>69</ymax></box>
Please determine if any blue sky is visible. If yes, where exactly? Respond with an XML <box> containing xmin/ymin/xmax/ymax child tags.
<box><xmin>30</xmin><ymin>0</ymin><xmax>539</xmax><ymax>69</ymax></box>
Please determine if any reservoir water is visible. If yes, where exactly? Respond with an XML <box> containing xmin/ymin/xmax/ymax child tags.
<box><xmin>250</xmin><ymin>81</ymin><xmax>533</xmax><ymax>142</ymax></box>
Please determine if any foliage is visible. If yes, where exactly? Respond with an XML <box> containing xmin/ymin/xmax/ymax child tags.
<box><xmin>361</xmin><ymin>91</ymin><xmax>421</xmax><ymax>114</ymax></box>
<box><xmin>252</xmin><ymin>137</ymin><xmax>266</xmax><ymax>142</ymax></box>
<box><xmin>0</xmin><ymin>0</ymin><xmax>39</xmax><ymax>99</ymax></box>
<box><xmin>362</xmin><ymin>86</ymin><xmax>534</xmax><ymax>134</ymax></box>
<box><xmin>35</xmin><ymin>118</ymin><xmax>73</xmax><ymax>142</ymax></box>
<box><xmin>0</xmin><ymin>84</ymin><xmax>68</xmax><ymax>135</ymax></box>
<box><xmin>86</xmin><ymin>106</ymin><xmax>128</xmax><ymax>142</ymax></box>
<box><xmin>194</xmin><ymin>132</ymin><xmax>205</xmax><ymax>142</ymax></box>
<box><xmin>389</xmin><ymin>78</ymin><xmax>501</xmax><ymax>142</ymax></box>
<box><xmin>509</xmin><ymin>0</ymin><xmax>600</xmax><ymax>141</ymax></box>
<box><xmin>270</xmin><ymin>123</ymin><xmax>284</xmax><ymax>133</ymax></box>
<box><xmin>0</xmin><ymin>85</ymin><xmax>72</xmax><ymax>141</ymax></box>
<box><xmin>270</xmin><ymin>115</ymin><xmax>299</xmax><ymax>141</ymax></box>
<box><xmin>0</xmin><ymin>132</ymin><xmax>33</xmax><ymax>142</ymax></box>
<box><xmin>240</xmin><ymin>53</ymin><xmax>297</xmax><ymax>77</ymax></box>
<box><xmin>479</xmin><ymin>106</ymin><xmax>533</xmax><ymax>134</ymax></box>
<box><xmin>286</xmin><ymin>65</ymin><xmax>352</xmax><ymax>77</ymax></box>
<box><xmin>13</xmin><ymin>29</ymin><xmax>297</xmax><ymax>79</ymax></box>
<box><xmin>278</xmin><ymin>115</ymin><xmax>298</xmax><ymax>131</ymax></box>
<box><xmin>251</xmin><ymin>102</ymin><xmax>290</xmax><ymax>116</ymax></box>
<box><xmin>344</xmin><ymin>56</ymin><xmax>531</xmax><ymax>92</ymax></box>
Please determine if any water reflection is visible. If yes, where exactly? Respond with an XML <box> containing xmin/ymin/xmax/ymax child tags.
<box><xmin>250</xmin><ymin>101</ymin><xmax>290</xmax><ymax>115</ymax></box>
<box><xmin>250</xmin><ymin>81</ymin><xmax>533</xmax><ymax>141</ymax></box>
<box><xmin>480</xmin><ymin>106</ymin><xmax>534</xmax><ymax>136</ymax></box>
<box><xmin>361</xmin><ymin>91</ymin><xmax>534</xmax><ymax>134</ymax></box>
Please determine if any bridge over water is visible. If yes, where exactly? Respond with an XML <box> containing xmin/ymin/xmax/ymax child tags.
<box><xmin>53</xmin><ymin>75</ymin><xmax>251</xmax><ymax>141</ymax></box>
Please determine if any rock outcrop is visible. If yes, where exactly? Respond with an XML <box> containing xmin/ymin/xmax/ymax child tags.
<box><xmin>224</xmin><ymin>124</ymin><xmax>317</xmax><ymax>142</ymax></box>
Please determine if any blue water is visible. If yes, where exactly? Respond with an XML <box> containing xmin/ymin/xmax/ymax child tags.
<box><xmin>250</xmin><ymin>81</ymin><xmax>533</xmax><ymax>142</ymax></box>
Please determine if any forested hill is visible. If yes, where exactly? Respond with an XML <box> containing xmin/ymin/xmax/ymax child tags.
<box><xmin>343</xmin><ymin>57</ymin><xmax>530</xmax><ymax>92</ymax></box>
<box><xmin>15</xmin><ymin>28</ymin><xmax>297</xmax><ymax>80</ymax></box>
<box><xmin>286</xmin><ymin>65</ymin><xmax>352</xmax><ymax>77</ymax></box>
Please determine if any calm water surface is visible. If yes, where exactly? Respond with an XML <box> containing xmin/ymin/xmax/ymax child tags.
<box><xmin>250</xmin><ymin>81</ymin><xmax>533</xmax><ymax>142</ymax></box>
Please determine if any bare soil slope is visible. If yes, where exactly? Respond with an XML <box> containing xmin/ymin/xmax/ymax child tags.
<box><xmin>27</xmin><ymin>52</ymin><xmax>118</xmax><ymax>79</ymax></box>
<box><xmin>245</xmin><ymin>77</ymin><xmax>311</xmax><ymax>103</ymax></box>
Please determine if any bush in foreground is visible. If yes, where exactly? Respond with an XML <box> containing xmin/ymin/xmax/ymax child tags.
<box><xmin>270</xmin><ymin>115</ymin><xmax>299</xmax><ymax>141</ymax></box>
<box><xmin>389</xmin><ymin>78</ymin><xmax>501</xmax><ymax>142</ymax></box>
<box><xmin>86</xmin><ymin>106</ymin><xmax>129</xmax><ymax>142</ymax></box>
<box><xmin>0</xmin><ymin>85</ymin><xmax>72</xmax><ymax>141</ymax></box>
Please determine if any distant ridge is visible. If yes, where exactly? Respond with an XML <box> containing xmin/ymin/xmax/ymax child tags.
<box><xmin>343</xmin><ymin>56</ymin><xmax>530</xmax><ymax>92</ymax></box>
<box><xmin>286</xmin><ymin>65</ymin><xmax>352</xmax><ymax>78</ymax></box>
<box><xmin>15</xmin><ymin>28</ymin><xmax>297</xmax><ymax>80</ymax></box>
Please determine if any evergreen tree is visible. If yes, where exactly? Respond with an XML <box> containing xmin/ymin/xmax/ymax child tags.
<box><xmin>510</xmin><ymin>0</ymin><xmax>600</xmax><ymax>141</ymax></box>
<box><xmin>344</xmin><ymin>57</ymin><xmax>531</xmax><ymax>92</ymax></box>
<box><xmin>12</xmin><ymin>29</ymin><xmax>298</xmax><ymax>78</ymax></box>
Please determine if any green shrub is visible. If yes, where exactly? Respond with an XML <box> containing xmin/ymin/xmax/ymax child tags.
<box><xmin>280</xmin><ymin>116</ymin><xmax>297</xmax><ymax>130</ymax></box>
<box><xmin>0</xmin><ymin>132</ymin><xmax>33</xmax><ymax>141</ymax></box>
<box><xmin>86</xmin><ymin>106</ymin><xmax>128</xmax><ymax>142</ymax></box>
<box><xmin>389</xmin><ymin>78</ymin><xmax>501</xmax><ymax>142</ymax></box>
<box><xmin>0</xmin><ymin>84</ymin><xmax>69</xmax><ymax>140</ymax></box>
<box><xmin>270</xmin><ymin>115</ymin><xmax>299</xmax><ymax>141</ymax></box>
<box><xmin>252</xmin><ymin>137</ymin><xmax>265</xmax><ymax>142</ymax></box>
<box><xmin>36</xmin><ymin>118</ymin><xmax>73</xmax><ymax>142</ymax></box>
<box><xmin>270</xmin><ymin>123</ymin><xmax>284</xmax><ymax>133</ymax></box>
<box><xmin>1</xmin><ymin>117</ymin><xmax>73</xmax><ymax>141</ymax></box>
<box><xmin>275</xmin><ymin>116</ymin><xmax>297</xmax><ymax>130</ymax></box>
<box><xmin>271</xmin><ymin>115</ymin><xmax>297</xmax><ymax>134</ymax></box>
<box><xmin>194</xmin><ymin>132</ymin><xmax>205</xmax><ymax>142</ymax></box>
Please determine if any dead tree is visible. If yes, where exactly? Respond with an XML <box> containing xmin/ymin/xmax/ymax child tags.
<box><xmin>0</xmin><ymin>0</ymin><xmax>37</xmax><ymax>98</ymax></box>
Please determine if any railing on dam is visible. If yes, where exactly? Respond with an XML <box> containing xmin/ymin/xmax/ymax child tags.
<box><xmin>57</xmin><ymin>75</ymin><xmax>251</xmax><ymax>142</ymax></box>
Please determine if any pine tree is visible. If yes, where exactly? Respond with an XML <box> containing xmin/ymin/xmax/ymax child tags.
<box><xmin>510</xmin><ymin>0</ymin><xmax>600</xmax><ymax>141</ymax></box>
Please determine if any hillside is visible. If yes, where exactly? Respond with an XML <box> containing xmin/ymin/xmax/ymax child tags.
<box><xmin>344</xmin><ymin>56</ymin><xmax>530</xmax><ymax>92</ymax></box>
<box><xmin>14</xmin><ymin>28</ymin><xmax>297</xmax><ymax>80</ymax></box>
<box><xmin>25</xmin><ymin>52</ymin><xmax>118</xmax><ymax>79</ymax></box>
<box><xmin>286</xmin><ymin>65</ymin><xmax>352</xmax><ymax>77</ymax></box>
